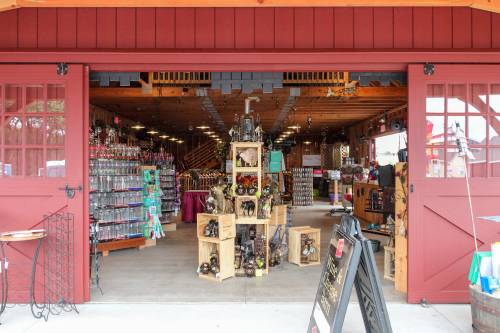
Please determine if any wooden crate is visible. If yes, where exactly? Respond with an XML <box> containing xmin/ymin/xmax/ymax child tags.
<box><xmin>270</xmin><ymin>204</ymin><xmax>287</xmax><ymax>226</ymax></box>
<box><xmin>97</xmin><ymin>237</ymin><xmax>146</xmax><ymax>257</ymax></box>
<box><xmin>198</xmin><ymin>238</ymin><xmax>235</xmax><ymax>282</ymax></box>
<box><xmin>235</xmin><ymin>195</ymin><xmax>258</xmax><ymax>219</ymax></box>
<box><xmin>288</xmin><ymin>226</ymin><xmax>321</xmax><ymax>267</ymax></box>
<box><xmin>234</xmin><ymin>222</ymin><xmax>269</xmax><ymax>276</ymax></box>
<box><xmin>384</xmin><ymin>246</ymin><xmax>396</xmax><ymax>281</ymax></box>
<box><xmin>197</xmin><ymin>213</ymin><xmax>236</xmax><ymax>241</ymax></box>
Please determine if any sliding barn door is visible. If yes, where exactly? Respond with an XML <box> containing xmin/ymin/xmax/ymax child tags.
<box><xmin>408</xmin><ymin>64</ymin><xmax>500</xmax><ymax>303</ymax></box>
<box><xmin>0</xmin><ymin>65</ymin><xmax>87</xmax><ymax>303</ymax></box>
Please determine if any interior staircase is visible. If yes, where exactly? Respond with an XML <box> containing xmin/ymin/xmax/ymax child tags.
<box><xmin>183</xmin><ymin>140</ymin><xmax>220</xmax><ymax>170</ymax></box>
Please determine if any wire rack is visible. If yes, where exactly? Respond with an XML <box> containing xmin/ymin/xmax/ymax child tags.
<box><xmin>32</xmin><ymin>212</ymin><xmax>79</xmax><ymax>321</ymax></box>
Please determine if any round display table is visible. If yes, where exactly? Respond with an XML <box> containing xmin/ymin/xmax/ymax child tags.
<box><xmin>0</xmin><ymin>230</ymin><xmax>46</xmax><ymax>323</ymax></box>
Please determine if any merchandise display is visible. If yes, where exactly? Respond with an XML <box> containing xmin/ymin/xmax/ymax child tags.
<box><xmin>292</xmin><ymin>168</ymin><xmax>313</xmax><ymax>206</ymax></box>
<box><xmin>89</xmin><ymin>152</ymin><xmax>146</xmax><ymax>243</ymax></box>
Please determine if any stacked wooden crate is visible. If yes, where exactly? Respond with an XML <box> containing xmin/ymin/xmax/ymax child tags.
<box><xmin>197</xmin><ymin>213</ymin><xmax>236</xmax><ymax>282</ymax></box>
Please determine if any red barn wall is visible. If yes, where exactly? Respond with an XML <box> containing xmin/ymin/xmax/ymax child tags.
<box><xmin>0</xmin><ymin>7</ymin><xmax>499</xmax><ymax>51</ymax></box>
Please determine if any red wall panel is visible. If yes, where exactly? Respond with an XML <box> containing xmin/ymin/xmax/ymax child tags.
<box><xmin>471</xmin><ymin>9</ymin><xmax>491</xmax><ymax>48</ymax></box>
<box><xmin>175</xmin><ymin>8</ymin><xmax>195</xmax><ymax>48</ymax></box>
<box><xmin>155</xmin><ymin>8</ymin><xmax>175</xmax><ymax>48</ymax></box>
<box><xmin>254</xmin><ymin>8</ymin><xmax>274</xmax><ymax>48</ymax></box>
<box><xmin>234</xmin><ymin>8</ymin><xmax>254</xmax><ymax>49</ymax></box>
<box><xmin>373</xmin><ymin>8</ymin><xmax>393</xmax><ymax>49</ymax></box>
<box><xmin>354</xmin><ymin>8</ymin><xmax>373</xmax><ymax>49</ymax></box>
<box><xmin>313</xmin><ymin>8</ymin><xmax>334</xmax><ymax>49</ymax></box>
<box><xmin>393</xmin><ymin>8</ymin><xmax>412</xmax><ymax>49</ymax></box>
<box><xmin>195</xmin><ymin>8</ymin><xmax>215</xmax><ymax>48</ymax></box>
<box><xmin>18</xmin><ymin>8</ymin><xmax>38</xmax><ymax>48</ymax></box>
<box><xmin>215</xmin><ymin>8</ymin><xmax>235</xmax><ymax>49</ymax></box>
<box><xmin>96</xmin><ymin>8</ymin><xmax>116</xmax><ymax>49</ymax></box>
<box><xmin>37</xmin><ymin>9</ymin><xmax>57</xmax><ymax>48</ymax></box>
<box><xmin>334</xmin><ymin>8</ymin><xmax>354</xmax><ymax>49</ymax></box>
<box><xmin>0</xmin><ymin>10</ymin><xmax>18</xmax><ymax>48</ymax></box>
<box><xmin>274</xmin><ymin>8</ymin><xmax>294</xmax><ymax>48</ymax></box>
<box><xmin>77</xmin><ymin>8</ymin><xmax>97</xmax><ymax>49</ymax></box>
<box><xmin>433</xmin><ymin>7</ymin><xmax>453</xmax><ymax>49</ymax></box>
<box><xmin>136</xmin><ymin>9</ymin><xmax>156</xmax><ymax>49</ymax></box>
<box><xmin>57</xmin><ymin>9</ymin><xmax>77</xmax><ymax>49</ymax></box>
<box><xmin>452</xmin><ymin>7</ymin><xmax>471</xmax><ymax>48</ymax></box>
<box><xmin>413</xmin><ymin>8</ymin><xmax>432</xmax><ymax>49</ymax></box>
<box><xmin>116</xmin><ymin>9</ymin><xmax>136</xmax><ymax>49</ymax></box>
<box><xmin>294</xmin><ymin>8</ymin><xmax>314</xmax><ymax>49</ymax></box>
<box><xmin>1</xmin><ymin>7</ymin><xmax>500</xmax><ymax>51</ymax></box>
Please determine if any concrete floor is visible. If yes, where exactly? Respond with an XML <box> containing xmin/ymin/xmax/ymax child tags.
<box><xmin>0</xmin><ymin>303</ymin><xmax>473</xmax><ymax>333</ymax></box>
<box><xmin>91</xmin><ymin>201</ymin><xmax>405</xmax><ymax>303</ymax></box>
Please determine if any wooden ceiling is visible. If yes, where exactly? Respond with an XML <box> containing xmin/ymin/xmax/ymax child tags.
<box><xmin>2</xmin><ymin>0</ymin><xmax>500</xmax><ymax>14</ymax></box>
<box><xmin>90</xmin><ymin>86</ymin><xmax>407</xmax><ymax>139</ymax></box>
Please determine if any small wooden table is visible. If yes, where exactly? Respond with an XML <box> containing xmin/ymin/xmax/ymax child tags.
<box><xmin>0</xmin><ymin>230</ymin><xmax>47</xmax><ymax>323</ymax></box>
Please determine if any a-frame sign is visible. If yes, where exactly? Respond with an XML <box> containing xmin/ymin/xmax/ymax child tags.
<box><xmin>308</xmin><ymin>214</ymin><xmax>392</xmax><ymax>333</ymax></box>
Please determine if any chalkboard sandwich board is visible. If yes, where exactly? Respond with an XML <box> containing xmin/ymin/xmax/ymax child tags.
<box><xmin>308</xmin><ymin>214</ymin><xmax>393</xmax><ymax>333</ymax></box>
<box><xmin>308</xmin><ymin>227</ymin><xmax>361</xmax><ymax>333</ymax></box>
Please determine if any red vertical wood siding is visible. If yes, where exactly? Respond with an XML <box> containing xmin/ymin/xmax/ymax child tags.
<box><xmin>56</xmin><ymin>8</ymin><xmax>77</xmax><ymax>49</ymax></box>
<box><xmin>136</xmin><ymin>8</ymin><xmax>156</xmax><ymax>49</ymax></box>
<box><xmin>234</xmin><ymin>8</ymin><xmax>254</xmax><ymax>49</ymax></box>
<box><xmin>334</xmin><ymin>8</ymin><xmax>354</xmax><ymax>48</ymax></box>
<box><xmin>196</xmin><ymin>8</ymin><xmax>215</xmax><ymax>48</ymax></box>
<box><xmin>215</xmin><ymin>8</ymin><xmax>235</xmax><ymax>49</ymax></box>
<box><xmin>96</xmin><ymin>8</ymin><xmax>116</xmax><ymax>49</ymax></box>
<box><xmin>1</xmin><ymin>7</ymin><xmax>500</xmax><ymax>50</ymax></box>
<box><xmin>373</xmin><ymin>8</ymin><xmax>393</xmax><ymax>49</ymax></box>
<box><xmin>313</xmin><ymin>8</ymin><xmax>333</xmax><ymax>49</ymax></box>
<box><xmin>37</xmin><ymin>9</ymin><xmax>57</xmax><ymax>48</ymax></box>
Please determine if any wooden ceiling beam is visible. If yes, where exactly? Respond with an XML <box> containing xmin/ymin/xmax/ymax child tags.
<box><xmin>4</xmin><ymin>0</ymin><xmax>499</xmax><ymax>14</ymax></box>
<box><xmin>90</xmin><ymin>86</ymin><xmax>407</xmax><ymax>99</ymax></box>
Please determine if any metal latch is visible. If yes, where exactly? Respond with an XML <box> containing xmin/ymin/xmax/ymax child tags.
<box><xmin>58</xmin><ymin>184</ymin><xmax>82</xmax><ymax>199</ymax></box>
<box><xmin>410</xmin><ymin>184</ymin><xmax>414</xmax><ymax>193</ymax></box>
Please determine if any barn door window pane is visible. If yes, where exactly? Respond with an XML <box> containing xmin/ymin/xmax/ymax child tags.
<box><xmin>5</xmin><ymin>85</ymin><xmax>22</xmax><ymax>113</ymax></box>
<box><xmin>26</xmin><ymin>85</ymin><xmax>44</xmax><ymax>113</ymax></box>
<box><xmin>448</xmin><ymin>84</ymin><xmax>466</xmax><ymax>113</ymax></box>
<box><xmin>426</xmin><ymin>148</ymin><xmax>444</xmax><ymax>177</ymax></box>
<box><xmin>426</xmin><ymin>84</ymin><xmax>445</xmax><ymax>113</ymax></box>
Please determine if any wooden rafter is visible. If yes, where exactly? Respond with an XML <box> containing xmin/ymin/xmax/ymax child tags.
<box><xmin>90</xmin><ymin>86</ymin><xmax>407</xmax><ymax>99</ymax></box>
<box><xmin>0</xmin><ymin>0</ymin><xmax>497</xmax><ymax>14</ymax></box>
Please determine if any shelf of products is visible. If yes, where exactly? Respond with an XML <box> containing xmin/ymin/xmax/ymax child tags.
<box><xmin>89</xmin><ymin>154</ymin><xmax>147</xmax><ymax>243</ymax></box>
<box><xmin>292</xmin><ymin>168</ymin><xmax>313</xmax><ymax>206</ymax></box>
<box><xmin>158</xmin><ymin>161</ymin><xmax>179</xmax><ymax>223</ymax></box>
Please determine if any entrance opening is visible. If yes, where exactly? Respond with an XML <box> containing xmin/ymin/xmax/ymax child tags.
<box><xmin>87</xmin><ymin>71</ymin><xmax>408</xmax><ymax>302</ymax></box>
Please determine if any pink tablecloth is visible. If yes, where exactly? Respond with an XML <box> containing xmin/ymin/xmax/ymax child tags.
<box><xmin>181</xmin><ymin>191</ymin><xmax>209</xmax><ymax>223</ymax></box>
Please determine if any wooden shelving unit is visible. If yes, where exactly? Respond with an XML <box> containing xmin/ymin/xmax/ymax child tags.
<box><xmin>232</xmin><ymin>142</ymin><xmax>270</xmax><ymax>277</ymax></box>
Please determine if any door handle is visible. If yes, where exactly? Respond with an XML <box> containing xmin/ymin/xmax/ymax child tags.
<box><xmin>58</xmin><ymin>184</ymin><xmax>82</xmax><ymax>199</ymax></box>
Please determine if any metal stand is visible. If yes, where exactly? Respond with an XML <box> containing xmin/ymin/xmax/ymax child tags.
<box><xmin>90</xmin><ymin>220</ymin><xmax>103</xmax><ymax>295</ymax></box>
<box><xmin>32</xmin><ymin>213</ymin><xmax>79</xmax><ymax>321</ymax></box>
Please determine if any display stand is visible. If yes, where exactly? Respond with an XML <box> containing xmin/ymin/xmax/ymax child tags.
<box><xmin>231</xmin><ymin>142</ymin><xmax>270</xmax><ymax>276</ymax></box>
<box><xmin>89</xmin><ymin>154</ymin><xmax>147</xmax><ymax>256</ymax></box>
<box><xmin>197</xmin><ymin>213</ymin><xmax>236</xmax><ymax>282</ymax></box>
<box><xmin>288</xmin><ymin>226</ymin><xmax>321</xmax><ymax>267</ymax></box>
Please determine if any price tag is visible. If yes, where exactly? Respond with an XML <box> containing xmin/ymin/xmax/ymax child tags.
<box><xmin>335</xmin><ymin>239</ymin><xmax>344</xmax><ymax>258</ymax></box>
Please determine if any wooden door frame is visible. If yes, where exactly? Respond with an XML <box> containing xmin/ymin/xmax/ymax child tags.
<box><xmin>5</xmin><ymin>50</ymin><xmax>498</xmax><ymax>303</ymax></box>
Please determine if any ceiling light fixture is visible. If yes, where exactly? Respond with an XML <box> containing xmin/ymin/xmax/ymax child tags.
<box><xmin>197</xmin><ymin>125</ymin><xmax>210</xmax><ymax>130</ymax></box>
<box><xmin>303</xmin><ymin>141</ymin><xmax>312</xmax><ymax>145</ymax></box>
<box><xmin>147</xmin><ymin>130</ymin><xmax>159</xmax><ymax>135</ymax></box>
<box><xmin>169</xmin><ymin>137</ymin><xmax>178</xmax><ymax>142</ymax></box>
<box><xmin>177</xmin><ymin>140</ymin><xmax>184</xmax><ymax>144</ymax></box>
<box><xmin>131</xmin><ymin>124</ymin><xmax>145</xmax><ymax>130</ymax></box>
<box><xmin>204</xmin><ymin>131</ymin><xmax>215</xmax><ymax>135</ymax></box>
<box><xmin>160</xmin><ymin>135</ymin><xmax>169</xmax><ymax>139</ymax></box>
<box><xmin>288</xmin><ymin>125</ymin><xmax>301</xmax><ymax>130</ymax></box>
